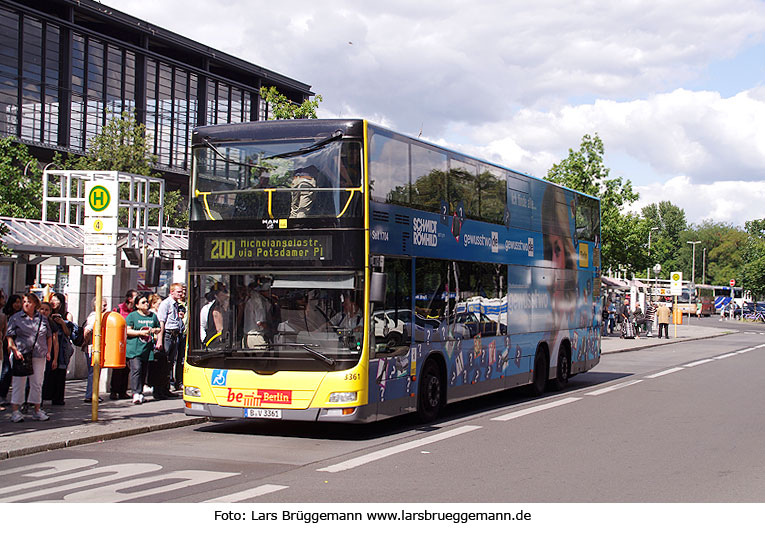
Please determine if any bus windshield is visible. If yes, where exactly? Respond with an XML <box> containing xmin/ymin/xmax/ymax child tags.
<box><xmin>189</xmin><ymin>272</ymin><xmax>365</xmax><ymax>371</ymax></box>
<box><xmin>191</xmin><ymin>138</ymin><xmax>362</xmax><ymax>221</ymax></box>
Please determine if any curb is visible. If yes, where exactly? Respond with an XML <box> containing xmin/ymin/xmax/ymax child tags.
<box><xmin>602</xmin><ymin>330</ymin><xmax>734</xmax><ymax>355</ymax></box>
<box><xmin>0</xmin><ymin>416</ymin><xmax>210</xmax><ymax>460</ymax></box>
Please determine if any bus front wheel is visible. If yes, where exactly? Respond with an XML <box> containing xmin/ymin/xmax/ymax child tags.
<box><xmin>417</xmin><ymin>359</ymin><xmax>443</xmax><ymax>422</ymax></box>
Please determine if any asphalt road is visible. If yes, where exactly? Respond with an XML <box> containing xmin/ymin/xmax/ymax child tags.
<box><xmin>2</xmin><ymin>326</ymin><xmax>765</xmax><ymax>503</ymax></box>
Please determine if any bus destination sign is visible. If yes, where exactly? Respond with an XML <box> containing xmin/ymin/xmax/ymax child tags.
<box><xmin>204</xmin><ymin>235</ymin><xmax>332</xmax><ymax>262</ymax></box>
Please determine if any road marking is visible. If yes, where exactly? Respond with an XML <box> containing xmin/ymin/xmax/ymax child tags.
<box><xmin>204</xmin><ymin>484</ymin><xmax>289</xmax><ymax>503</ymax></box>
<box><xmin>713</xmin><ymin>352</ymin><xmax>737</xmax><ymax>360</ymax></box>
<box><xmin>317</xmin><ymin>425</ymin><xmax>482</xmax><ymax>473</ymax></box>
<box><xmin>0</xmin><ymin>463</ymin><xmax>163</xmax><ymax>502</ymax></box>
<box><xmin>585</xmin><ymin>380</ymin><xmax>642</xmax><ymax>396</ymax></box>
<box><xmin>63</xmin><ymin>470</ymin><xmax>239</xmax><ymax>502</ymax></box>
<box><xmin>491</xmin><ymin>397</ymin><xmax>581</xmax><ymax>421</ymax></box>
<box><xmin>684</xmin><ymin>359</ymin><xmax>714</xmax><ymax>367</ymax></box>
<box><xmin>646</xmin><ymin>367</ymin><xmax>684</xmax><ymax>378</ymax></box>
<box><xmin>0</xmin><ymin>459</ymin><xmax>97</xmax><ymax>478</ymax></box>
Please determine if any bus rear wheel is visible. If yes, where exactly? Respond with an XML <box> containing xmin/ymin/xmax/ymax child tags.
<box><xmin>530</xmin><ymin>348</ymin><xmax>548</xmax><ymax>396</ymax></box>
<box><xmin>417</xmin><ymin>359</ymin><xmax>443</xmax><ymax>422</ymax></box>
<box><xmin>549</xmin><ymin>344</ymin><xmax>570</xmax><ymax>391</ymax></box>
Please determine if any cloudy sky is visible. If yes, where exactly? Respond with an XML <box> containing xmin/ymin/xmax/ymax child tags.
<box><xmin>105</xmin><ymin>0</ymin><xmax>765</xmax><ymax>228</ymax></box>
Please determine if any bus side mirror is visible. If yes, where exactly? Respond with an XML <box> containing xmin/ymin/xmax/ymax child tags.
<box><xmin>370</xmin><ymin>272</ymin><xmax>387</xmax><ymax>304</ymax></box>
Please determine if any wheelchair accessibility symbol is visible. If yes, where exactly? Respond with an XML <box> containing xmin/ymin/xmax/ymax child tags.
<box><xmin>211</xmin><ymin>370</ymin><xmax>228</xmax><ymax>386</ymax></box>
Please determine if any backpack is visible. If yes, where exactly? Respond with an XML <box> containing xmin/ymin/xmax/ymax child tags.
<box><xmin>70</xmin><ymin>321</ymin><xmax>86</xmax><ymax>348</ymax></box>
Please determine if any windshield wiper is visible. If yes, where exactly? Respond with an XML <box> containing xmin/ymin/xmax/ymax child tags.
<box><xmin>263</xmin><ymin>130</ymin><xmax>343</xmax><ymax>160</ymax></box>
<box><xmin>190</xmin><ymin>349</ymin><xmax>233</xmax><ymax>364</ymax></box>
<box><xmin>269</xmin><ymin>343</ymin><xmax>336</xmax><ymax>368</ymax></box>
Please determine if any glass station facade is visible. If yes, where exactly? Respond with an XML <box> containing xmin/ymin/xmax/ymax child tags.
<box><xmin>0</xmin><ymin>0</ymin><xmax>312</xmax><ymax>183</ymax></box>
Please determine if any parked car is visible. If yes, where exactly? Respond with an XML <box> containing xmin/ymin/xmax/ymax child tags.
<box><xmin>373</xmin><ymin>309</ymin><xmax>409</xmax><ymax>347</ymax></box>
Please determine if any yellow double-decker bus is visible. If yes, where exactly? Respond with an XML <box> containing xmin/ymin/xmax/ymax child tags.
<box><xmin>182</xmin><ymin>119</ymin><xmax>601</xmax><ymax>423</ymax></box>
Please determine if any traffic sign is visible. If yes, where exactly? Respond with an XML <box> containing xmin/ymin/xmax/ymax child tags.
<box><xmin>84</xmin><ymin>216</ymin><xmax>118</xmax><ymax>235</ymax></box>
<box><xmin>83</xmin><ymin>180</ymin><xmax>119</xmax><ymax>277</ymax></box>
<box><xmin>730</xmin><ymin>279</ymin><xmax>736</xmax><ymax>287</ymax></box>
<box><xmin>40</xmin><ymin>265</ymin><xmax>57</xmax><ymax>285</ymax></box>
<box><xmin>85</xmin><ymin>181</ymin><xmax>118</xmax><ymax>218</ymax></box>
<box><xmin>84</xmin><ymin>233</ymin><xmax>117</xmax><ymax>245</ymax></box>
<box><xmin>83</xmin><ymin>264</ymin><xmax>117</xmax><ymax>276</ymax></box>
<box><xmin>84</xmin><ymin>254</ymin><xmax>117</xmax><ymax>265</ymax></box>
<box><xmin>84</xmin><ymin>243</ymin><xmax>118</xmax><ymax>256</ymax></box>
<box><xmin>670</xmin><ymin>271</ymin><xmax>683</xmax><ymax>295</ymax></box>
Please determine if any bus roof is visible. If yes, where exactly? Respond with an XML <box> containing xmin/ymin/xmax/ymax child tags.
<box><xmin>192</xmin><ymin>118</ymin><xmax>600</xmax><ymax>202</ymax></box>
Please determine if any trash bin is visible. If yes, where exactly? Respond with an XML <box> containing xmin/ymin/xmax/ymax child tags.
<box><xmin>672</xmin><ymin>308</ymin><xmax>683</xmax><ymax>325</ymax></box>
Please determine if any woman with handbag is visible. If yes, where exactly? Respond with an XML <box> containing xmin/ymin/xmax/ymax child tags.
<box><xmin>6</xmin><ymin>293</ymin><xmax>52</xmax><ymax>423</ymax></box>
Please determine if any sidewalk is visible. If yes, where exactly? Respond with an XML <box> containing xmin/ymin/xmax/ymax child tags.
<box><xmin>0</xmin><ymin>381</ymin><xmax>198</xmax><ymax>459</ymax></box>
<box><xmin>0</xmin><ymin>322</ymin><xmax>734</xmax><ymax>460</ymax></box>
<box><xmin>601</xmin><ymin>323</ymin><xmax>733</xmax><ymax>354</ymax></box>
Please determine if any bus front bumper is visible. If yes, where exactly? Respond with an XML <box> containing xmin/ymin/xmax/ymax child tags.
<box><xmin>184</xmin><ymin>402</ymin><xmax>374</xmax><ymax>423</ymax></box>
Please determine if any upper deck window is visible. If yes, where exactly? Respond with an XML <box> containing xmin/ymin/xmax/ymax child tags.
<box><xmin>191</xmin><ymin>138</ymin><xmax>362</xmax><ymax>221</ymax></box>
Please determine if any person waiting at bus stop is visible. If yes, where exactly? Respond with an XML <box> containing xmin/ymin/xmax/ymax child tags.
<box><xmin>656</xmin><ymin>299</ymin><xmax>671</xmax><ymax>339</ymax></box>
<box><xmin>156</xmin><ymin>283</ymin><xmax>185</xmax><ymax>397</ymax></box>
<box><xmin>644</xmin><ymin>300</ymin><xmax>656</xmax><ymax>337</ymax></box>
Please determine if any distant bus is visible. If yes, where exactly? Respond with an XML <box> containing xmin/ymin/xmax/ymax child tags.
<box><xmin>695</xmin><ymin>284</ymin><xmax>748</xmax><ymax>313</ymax></box>
<box><xmin>695</xmin><ymin>285</ymin><xmax>714</xmax><ymax>316</ymax></box>
<box><xmin>183</xmin><ymin>119</ymin><xmax>601</xmax><ymax>423</ymax></box>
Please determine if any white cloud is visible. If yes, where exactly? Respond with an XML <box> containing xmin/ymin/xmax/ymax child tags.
<box><xmin>632</xmin><ymin>176</ymin><xmax>765</xmax><ymax>227</ymax></box>
<box><xmin>103</xmin><ymin>0</ymin><xmax>765</xmax><ymax>227</ymax></box>
<box><xmin>453</xmin><ymin>88</ymin><xmax>765</xmax><ymax>185</ymax></box>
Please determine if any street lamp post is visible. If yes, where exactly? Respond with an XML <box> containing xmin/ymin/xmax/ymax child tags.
<box><xmin>687</xmin><ymin>240</ymin><xmax>701</xmax><ymax>317</ymax></box>
<box><xmin>647</xmin><ymin>227</ymin><xmax>659</xmax><ymax>299</ymax></box>
<box><xmin>702</xmin><ymin>247</ymin><xmax>706</xmax><ymax>285</ymax></box>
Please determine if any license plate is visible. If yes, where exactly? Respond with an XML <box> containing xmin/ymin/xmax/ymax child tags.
<box><xmin>244</xmin><ymin>408</ymin><xmax>282</xmax><ymax>419</ymax></box>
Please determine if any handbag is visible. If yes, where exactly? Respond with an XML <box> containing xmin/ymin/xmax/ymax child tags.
<box><xmin>12</xmin><ymin>315</ymin><xmax>42</xmax><ymax>377</ymax></box>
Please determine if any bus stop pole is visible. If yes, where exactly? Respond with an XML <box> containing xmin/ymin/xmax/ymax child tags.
<box><xmin>674</xmin><ymin>295</ymin><xmax>678</xmax><ymax>339</ymax></box>
<box><xmin>92</xmin><ymin>274</ymin><xmax>103</xmax><ymax>422</ymax></box>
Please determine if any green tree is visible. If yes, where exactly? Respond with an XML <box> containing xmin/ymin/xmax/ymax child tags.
<box><xmin>545</xmin><ymin>133</ymin><xmax>640</xmax><ymax>273</ymax></box>
<box><xmin>260</xmin><ymin>86</ymin><xmax>323</xmax><ymax>119</ymax></box>
<box><xmin>683</xmin><ymin>221</ymin><xmax>746</xmax><ymax>286</ymax></box>
<box><xmin>641</xmin><ymin>201</ymin><xmax>688</xmax><ymax>276</ymax></box>
<box><xmin>0</xmin><ymin>137</ymin><xmax>44</xmax><ymax>254</ymax></box>
<box><xmin>742</xmin><ymin>218</ymin><xmax>765</xmax><ymax>299</ymax></box>
<box><xmin>0</xmin><ymin>136</ymin><xmax>43</xmax><ymax>218</ymax></box>
<box><xmin>55</xmin><ymin>111</ymin><xmax>188</xmax><ymax>228</ymax></box>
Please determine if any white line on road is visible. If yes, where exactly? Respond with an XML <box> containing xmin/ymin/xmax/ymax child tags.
<box><xmin>204</xmin><ymin>484</ymin><xmax>289</xmax><ymax>503</ymax></box>
<box><xmin>684</xmin><ymin>359</ymin><xmax>714</xmax><ymax>367</ymax></box>
<box><xmin>491</xmin><ymin>397</ymin><xmax>582</xmax><ymax>422</ymax></box>
<box><xmin>646</xmin><ymin>367</ymin><xmax>685</xmax><ymax>379</ymax></box>
<box><xmin>585</xmin><ymin>380</ymin><xmax>642</xmax><ymax>396</ymax></box>
<box><xmin>713</xmin><ymin>353</ymin><xmax>737</xmax><ymax>360</ymax></box>
<box><xmin>317</xmin><ymin>425</ymin><xmax>482</xmax><ymax>473</ymax></box>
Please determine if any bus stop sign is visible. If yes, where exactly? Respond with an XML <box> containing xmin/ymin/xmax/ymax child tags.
<box><xmin>670</xmin><ymin>271</ymin><xmax>683</xmax><ymax>295</ymax></box>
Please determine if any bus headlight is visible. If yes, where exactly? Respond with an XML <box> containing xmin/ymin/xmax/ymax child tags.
<box><xmin>184</xmin><ymin>386</ymin><xmax>202</xmax><ymax>397</ymax></box>
<box><xmin>328</xmin><ymin>392</ymin><xmax>357</xmax><ymax>403</ymax></box>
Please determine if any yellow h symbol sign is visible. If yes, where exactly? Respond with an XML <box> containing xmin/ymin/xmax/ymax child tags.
<box><xmin>89</xmin><ymin>185</ymin><xmax>111</xmax><ymax>212</ymax></box>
